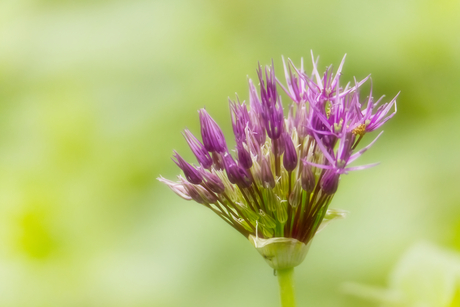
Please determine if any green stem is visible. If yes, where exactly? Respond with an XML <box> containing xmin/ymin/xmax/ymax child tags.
<box><xmin>277</xmin><ymin>268</ymin><xmax>296</xmax><ymax>307</ymax></box>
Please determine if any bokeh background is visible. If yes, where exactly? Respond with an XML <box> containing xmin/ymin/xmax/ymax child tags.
<box><xmin>0</xmin><ymin>0</ymin><xmax>459</xmax><ymax>306</ymax></box>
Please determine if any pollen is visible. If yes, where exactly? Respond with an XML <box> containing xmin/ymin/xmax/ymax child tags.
<box><xmin>352</xmin><ymin>123</ymin><xmax>367</xmax><ymax>136</ymax></box>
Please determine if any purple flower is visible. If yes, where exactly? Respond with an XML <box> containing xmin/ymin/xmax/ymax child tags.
<box><xmin>282</xmin><ymin>132</ymin><xmax>298</xmax><ymax>172</ymax></box>
<box><xmin>277</xmin><ymin>57</ymin><xmax>307</xmax><ymax>104</ymax></box>
<box><xmin>293</xmin><ymin>104</ymin><xmax>309</xmax><ymax>139</ymax></box>
<box><xmin>320</xmin><ymin>169</ymin><xmax>340</xmax><ymax>195</ymax></box>
<box><xmin>212</xmin><ymin>152</ymin><xmax>224</xmax><ymax>171</ymax></box>
<box><xmin>236</xmin><ymin>141</ymin><xmax>252</xmax><ymax>170</ymax></box>
<box><xmin>200</xmin><ymin>168</ymin><xmax>225</xmax><ymax>194</ymax></box>
<box><xmin>159</xmin><ymin>52</ymin><xmax>398</xmax><ymax>245</ymax></box>
<box><xmin>171</xmin><ymin>151</ymin><xmax>203</xmax><ymax>185</ymax></box>
<box><xmin>229</xmin><ymin>98</ymin><xmax>250</xmax><ymax>143</ymax></box>
<box><xmin>183</xmin><ymin>129</ymin><xmax>213</xmax><ymax>169</ymax></box>
<box><xmin>300</xmin><ymin>159</ymin><xmax>315</xmax><ymax>193</ymax></box>
<box><xmin>199</xmin><ymin>109</ymin><xmax>227</xmax><ymax>153</ymax></box>
<box><xmin>248</xmin><ymin>79</ymin><xmax>267</xmax><ymax>146</ymax></box>
<box><xmin>222</xmin><ymin>151</ymin><xmax>252</xmax><ymax>188</ymax></box>
<box><xmin>259</xmin><ymin>155</ymin><xmax>276</xmax><ymax>189</ymax></box>
<box><xmin>180</xmin><ymin>177</ymin><xmax>217</xmax><ymax>205</ymax></box>
<box><xmin>257</xmin><ymin>61</ymin><xmax>284</xmax><ymax>140</ymax></box>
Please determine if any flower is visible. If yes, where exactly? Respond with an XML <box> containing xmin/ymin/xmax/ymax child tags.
<box><xmin>158</xmin><ymin>52</ymin><xmax>398</xmax><ymax>269</ymax></box>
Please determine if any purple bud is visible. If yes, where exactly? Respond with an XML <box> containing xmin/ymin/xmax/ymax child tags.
<box><xmin>235</xmin><ymin>166</ymin><xmax>253</xmax><ymax>188</ymax></box>
<box><xmin>180</xmin><ymin>179</ymin><xmax>206</xmax><ymax>204</ymax></box>
<box><xmin>212</xmin><ymin>152</ymin><xmax>224</xmax><ymax>170</ymax></box>
<box><xmin>172</xmin><ymin>151</ymin><xmax>203</xmax><ymax>185</ymax></box>
<box><xmin>236</xmin><ymin>142</ymin><xmax>252</xmax><ymax>169</ymax></box>
<box><xmin>229</xmin><ymin>98</ymin><xmax>250</xmax><ymax>143</ymax></box>
<box><xmin>183</xmin><ymin>129</ymin><xmax>213</xmax><ymax>169</ymax></box>
<box><xmin>249</xmin><ymin>78</ymin><xmax>262</xmax><ymax>111</ymax></box>
<box><xmin>257</xmin><ymin>62</ymin><xmax>284</xmax><ymax>140</ymax></box>
<box><xmin>199</xmin><ymin>109</ymin><xmax>227</xmax><ymax>153</ymax></box>
<box><xmin>200</xmin><ymin>168</ymin><xmax>225</xmax><ymax>194</ymax></box>
<box><xmin>320</xmin><ymin>169</ymin><xmax>340</xmax><ymax>195</ymax></box>
<box><xmin>248</xmin><ymin>79</ymin><xmax>267</xmax><ymax>145</ymax></box>
<box><xmin>222</xmin><ymin>152</ymin><xmax>252</xmax><ymax>188</ymax></box>
<box><xmin>245</xmin><ymin>128</ymin><xmax>261</xmax><ymax>157</ymax></box>
<box><xmin>250</xmin><ymin>114</ymin><xmax>266</xmax><ymax>146</ymax></box>
<box><xmin>300</xmin><ymin>159</ymin><xmax>316</xmax><ymax>193</ymax></box>
<box><xmin>260</xmin><ymin>155</ymin><xmax>275</xmax><ymax>189</ymax></box>
<box><xmin>181</xmin><ymin>179</ymin><xmax>217</xmax><ymax>205</ymax></box>
<box><xmin>157</xmin><ymin>176</ymin><xmax>192</xmax><ymax>200</ymax></box>
<box><xmin>282</xmin><ymin>132</ymin><xmax>298</xmax><ymax>172</ymax></box>
<box><xmin>195</xmin><ymin>185</ymin><xmax>218</xmax><ymax>204</ymax></box>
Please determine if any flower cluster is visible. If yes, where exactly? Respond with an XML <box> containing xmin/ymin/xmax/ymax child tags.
<box><xmin>159</xmin><ymin>52</ymin><xmax>397</xmax><ymax>247</ymax></box>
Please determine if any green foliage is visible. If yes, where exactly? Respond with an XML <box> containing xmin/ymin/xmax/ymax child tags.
<box><xmin>344</xmin><ymin>243</ymin><xmax>460</xmax><ymax>307</ymax></box>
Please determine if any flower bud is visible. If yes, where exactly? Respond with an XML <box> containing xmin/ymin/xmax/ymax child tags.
<box><xmin>245</xmin><ymin>127</ymin><xmax>261</xmax><ymax>157</ymax></box>
<box><xmin>195</xmin><ymin>184</ymin><xmax>218</xmax><ymax>204</ymax></box>
<box><xmin>157</xmin><ymin>176</ymin><xmax>192</xmax><ymax>200</ymax></box>
<box><xmin>223</xmin><ymin>152</ymin><xmax>252</xmax><ymax>188</ymax></box>
<box><xmin>262</xmin><ymin>227</ymin><xmax>274</xmax><ymax>238</ymax></box>
<box><xmin>320</xmin><ymin>169</ymin><xmax>340</xmax><ymax>195</ymax></box>
<box><xmin>288</xmin><ymin>179</ymin><xmax>302</xmax><ymax>208</ymax></box>
<box><xmin>301</xmin><ymin>159</ymin><xmax>316</xmax><ymax>193</ymax></box>
<box><xmin>248</xmin><ymin>79</ymin><xmax>267</xmax><ymax>146</ymax></box>
<box><xmin>259</xmin><ymin>210</ymin><xmax>277</xmax><ymax>229</ymax></box>
<box><xmin>199</xmin><ymin>109</ymin><xmax>227</xmax><ymax>153</ymax></box>
<box><xmin>236</xmin><ymin>217</ymin><xmax>253</xmax><ymax>232</ymax></box>
<box><xmin>181</xmin><ymin>179</ymin><xmax>206</xmax><ymax>205</ymax></box>
<box><xmin>258</xmin><ymin>62</ymin><xmax>284</xmax><ymax>140</ymax></box>
<box><xmin>237</xmin><ymin>202</ymin><xmax>260</xmax><ymax>222</ymax></box>
<box><xmin>229</xmin><ymin>98</ymin><xmax>250</xmax><ymax>142</ymax></box>
<box><xmin>172</xmin><ymin>151</ymin><xmax>203</xmax><ymax>185</ymax></box>
<box><xmin>275</xmin><ymin>200</ymin><xmax>288</xmax><ymax>224</ymax></box>
<box><xmin>282</xmin><ymin>132</ymin><xmax>298</xmax><ymax>172</ymax></box>
<box><xmin>260</xmin><ymin>155</ymin><xmax>275</xmax><ymax>189</ymax></box>
<box><xmin>236</xmin><ymin>141</ymin><xmax>252</xmax><ymax>169</ymax></box>
<box><xmin>212</xmin><ymin>152</ymin><xmax>224</xmax><ymax>171</ymax></box>
<box><xmin>295</xmin><ymin>105</ymin><xmax>309</xmax><ymax>139</ymax></box>
<box><xmin>200</xmin><ymin>168</ymin><xmax>225</xmax><ymax>194</ymax></box>
<box><xmin>183</xmin><ymin>129</ymin><xmax>212</xmax><ymax>169</ymax></box>
<box><xmin>264</xmin><ymin>188</ymin><xmax>280</xmax><ymax>212</ymax></box>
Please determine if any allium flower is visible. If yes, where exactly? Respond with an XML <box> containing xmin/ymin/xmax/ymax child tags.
<box><xmin>159</xmin><ymin>52</ymin><xmax>398</xmax><ymax>307</ymax></box>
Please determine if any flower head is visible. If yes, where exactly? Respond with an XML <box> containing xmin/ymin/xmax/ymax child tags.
<box><xmin>159</xmin><ymin>53</ymin><xmax>398</xmax><ymax>269</ymax></box>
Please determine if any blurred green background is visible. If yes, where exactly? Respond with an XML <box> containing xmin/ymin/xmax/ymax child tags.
<box><xmin>0</xmin><ymin>0</ymin><xmax>459</xmax><ymax>306</ymax></box>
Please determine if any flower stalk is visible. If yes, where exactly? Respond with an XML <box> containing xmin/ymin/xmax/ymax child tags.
<box><xmin>277</xmin><ymin>268</ymin><xmax>296</xmax><ymax>307</ymax></box>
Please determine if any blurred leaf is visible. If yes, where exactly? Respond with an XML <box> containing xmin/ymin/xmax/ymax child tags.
<box><xmin>344</xmin><ymin>242</ymin><xmax>460</xmax><ymax>307</ymax></box>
